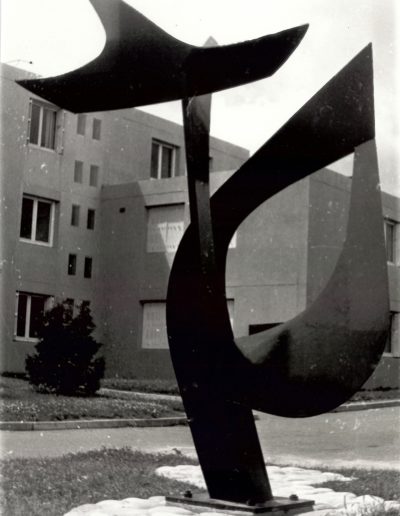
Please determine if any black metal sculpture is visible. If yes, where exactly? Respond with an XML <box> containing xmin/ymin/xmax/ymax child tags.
<box><xmin>18</xmin><ymin>0</ymin><xmax>390</xmax><ymax>513</ymax></box>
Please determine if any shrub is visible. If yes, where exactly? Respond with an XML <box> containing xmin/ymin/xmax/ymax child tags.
<box><xmin>26</xmin><ymin>301</ymin><xmax>105</xmax><ymax>396</ymax></box>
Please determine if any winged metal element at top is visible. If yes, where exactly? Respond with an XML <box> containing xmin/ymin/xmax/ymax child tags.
<box><xmin>17</xmin><ymin>0</ymin><xmax>308</xmax><ymax>112</ymax></box>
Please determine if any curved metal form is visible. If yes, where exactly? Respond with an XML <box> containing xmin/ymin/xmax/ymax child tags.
<box><xmin>166</xmin><ymin>44</ymin><xmax>389</xmax><ymax>501</ymax></box>
<box><xmin>17</xmin><ymin>0</ymin><xmax>308</xmax><ymax>113</ymax></box>
<box><xmin>16</xmin><ymin>2</ymin><xmax>389</xmax><ymax>508</ymax></box>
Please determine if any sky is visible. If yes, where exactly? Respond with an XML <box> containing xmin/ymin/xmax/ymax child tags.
<box><xmin>1</xmin><ymin>0</ymin><xmax>398</xmax><ymax>194</ymax></box>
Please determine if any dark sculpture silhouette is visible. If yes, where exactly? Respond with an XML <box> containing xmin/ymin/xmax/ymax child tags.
<box><xmin>18</xmin><ymin>0</ymin><xmax>390</xmax><ymax>512</ymax></box>
<box><xmin>17</xmin><ymin>0</ymin><xmax>307</xmax><ymax>113</ymax></box>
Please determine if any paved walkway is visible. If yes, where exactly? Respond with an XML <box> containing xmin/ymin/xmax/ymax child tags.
<box><xmin>1</xmin><ymin>406</ymin><xmax>399</xmax><ymax>470</ymax></box>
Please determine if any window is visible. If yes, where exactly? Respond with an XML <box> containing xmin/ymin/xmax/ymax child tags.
<box><xmin>89</xmin><ymin>165</ymin><xmax>99</xmax><ymax>187</ymax></box>
<box><xmin>68</xmin><ymin>254</ymin><xmax>77</xmax><ymax>275</ymax></box>
<box><xmin>15</xmin><ymin>292</ymin><xmax>52</xmax><ymax>340</ymax></box>
<box><xmin>87</xmin><ymin>209</ymin><xmax>95</xmax><ymax>230</ymax></box>
<box><xmin>142</xmin><ymin>302</ymin><xmax>168</xmax><ymax>349</ymax></box>
<box><xmin>19</xmin><ymin>196</ymin><xmax>55</xmax><ymax>246</ymax></box>
<box><xmin>64</xmin><ymin>298</ymin><xmax>75</xmax><ymax>318</ymax></box>
<box><xmin>84</xmin><ymin>257</ymin><xmax>92</xmax><ymax>278</ymax></box>
<box><xmin>92</xmin><ymin>118</ymin><xmax>101</xmax><ymax>140</ymax></box>
<box><xmin>71</xmin><ymin>205</ymin><xmax>80</xmax><ymax>227</ymax></box>
<box><xmin>29</xmin><ymin>100</ymin><xmax>57</xmax><ymax>150</ymax></box>
<box><xmin>77</xmin><ymin>114</ymin><xmax>86</xmax><ymax>135</ymax></box>
<box><xmin>384</xmin><ymin>219</ymin><xmax>397</xmax><ymax>264</ymax></box>
<box><xmin>385</xmin><ymin>312</ymin><xmax>399</xmax><ymax>355</ymax></box>
<box><xmin>146</xmin><ymin>205</ymin><xmax>184</xmax><ymax>253</ymax></box>
<box><xmin>74</xmin><ymin>161</ymin><xmax>83</xmax><ymax>183</ymax></box>
<box><xmin>150</xmin><ymin>140</ymin><xmax>178</xmax><ymax>179</ymax></box>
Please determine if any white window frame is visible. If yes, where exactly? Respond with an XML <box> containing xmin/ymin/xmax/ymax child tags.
<box><xmin>19</xmin><ymin>195</ymin><xmax>55</xmax><ymax>247</ymax></box>
<box><xmin>151</xmin><ymin>140</ymin><xmax>178</xmax><ymax>179</ymax></box>
<box><xmin>14</xmin><ymin>292</ymin><xmax>54</xmax><ymax>342</ymax></box>
<box><xmin>28</xmin><ymin>99</ymin><xmax>58</xmax><ymax>151</ymax></box>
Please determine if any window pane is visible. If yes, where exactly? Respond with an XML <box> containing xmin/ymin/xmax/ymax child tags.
<box><xmin>77</xmin><ymin>114</ymin><xmax>86</xmax><ymax>135</ymax></box>
<box><xmin>84</xmin><ymin>257</ymin><xmax>92</xmax><ymax>278</ymax></box>
<box><xmin>35</xmin><ymin>201</ymin><xmax>51</xmax><ymax>242</ymax></box>
<box><xmin>150</xmin><ymin>142</ymin><xmax>159</xmax><ymax>178</ymax></box>
<box><xmin>20</xmin><ymin>197</ymin><xmax>34</xmax><ymax>239</ymax></box>
<box><xmin>87</xmin><ymin>209</ymin><xmax>95</xmax><ymax>230</ymax></box>
<box><xmin>147</xmin><ymin>205</ymin><xmax>184</xmax><ymax>253</ymax></box>
<box><xmin>385</xmin><ymin>221</ymin><xmax>394</xmax><ymax>262</ymax></box>
<box><xmin>161</xmin><ymin>146</ymin><xmax>173</xmax><ymax>178</ymax></box>
<box><xmin>29</xmin><ymin>295</ymin><xmax>45</xmax><ymax>338</ymax></box>
<box><xmin>16</xmin><ymin>293</ymin><xmax>28</xmax><ymax>337</ymax></box>
<box><xmin>92</xmin><ymin>118</ymin><xmax>101</xmax><ymax>140</ymax></box>
<box><xmin>142</xmin><ymin>302</ymin><xmax>168</xmax><ymax>349</ymax></box>
<box><xmin>89</xmin><ymin>165</ymin><xmax>99</xmax><ymax>186</ymax></box>
<box><xmin>68</xmin><ymin>254</ymin><xmax>77</xmax><ymax>275</ymax></box>
<box><xmin>41</xmin><ymin>107</ymin><xmax>56</xmax><ymax>149</ymax></box>
<box><xmin>29</xmin><ymin>103</ymin><xmax>41</xmax><ymax>145</ymax></box>
<box><xmin>74</xmin><ymin>161</ymin><xmax>83</xmax><ymax>183</ymax></box>
<box><xmin>71</xmin><ymin>205</ymin><xmax>80</xmax><ymax>226</ymax></box>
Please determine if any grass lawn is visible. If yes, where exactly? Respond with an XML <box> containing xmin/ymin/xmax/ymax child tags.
<box><xmin>102</xmin><ymin>377</ymin><xmax>180</xmax><ymax>395</ymax></box>
<box><xmin>1</xmin><ymin>449</ymin><xmax>201</xmax><ymax>516</ymax></box>
<box><xmin>1</xmin><ymin>448</ymin><xmax>399</xmax><ymax>516</ymax></box>
<box><xmin>0</xmin><ymin>376</ymin><xmax>184</xmax><ymax>422</ymax></box>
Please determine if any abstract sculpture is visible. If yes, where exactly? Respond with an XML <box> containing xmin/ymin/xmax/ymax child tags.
<box><xmin>18</xmin><ymin>0</ymin><xmax>390</xmax><ymax>513</ymax></box>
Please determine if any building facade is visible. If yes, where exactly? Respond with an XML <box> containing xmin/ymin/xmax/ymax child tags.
<box><xmin>0</xmin><ymin>64</ymin><xmax>248</xmax><ymax>373</ymax></box>
<box><xmin>1</xmin><ymin>64</ymin><xmax>399</xmax><ymax>388</ymax></box>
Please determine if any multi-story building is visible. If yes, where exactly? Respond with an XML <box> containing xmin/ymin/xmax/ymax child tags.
<box><xmin>1</xmin><ymin>63</ymin><xmax>399</xmax><ymax>388</ymax></box>
<box><xmin>0</xmin><ymin>64</ymin><xmax>248</xmax><ymax>373</ymax></box>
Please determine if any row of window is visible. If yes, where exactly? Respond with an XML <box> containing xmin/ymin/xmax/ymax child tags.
<box><xmin>68</xmin><ymin>255</ymin><xmax>93</xmax><ymax>279</ymax></box>
<box><xmin>28</xmin><ymin>100</ymin><xmax>102</xmax><ymax>151</ymax></box>
<box><xmin>20</xmin><ymin>196</ymin><xmax>96</xmax><ymax>245</ymax></box>
<box><xmin>19</xmin><ymin>195</ymin><xmax>398</xmax><ymax>263</ymax></box>
<box><xmin>29</xmin><ymin>100</ymin><xmax>187</xmax><ymax>181</ymax></box>
<box><xmin>74</xmin><ymin>161</ymin><xmax>100</xmax><ymax>187</ymax></box>
<box><xmin>76</xmin><ymin>114</ymin><xmax>101</xmax><ymax>140</ymax></box>
<box><xmin>13</xmin><ymin>292</ymin><xmax>400</xmax><ymax>354</ymax></box>
<box><xmin>71</xmin><ymin>205</ymin><xmax>96</xmax><ymax>230</ymax></box>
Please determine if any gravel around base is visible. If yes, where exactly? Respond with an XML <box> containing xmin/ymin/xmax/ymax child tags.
<box><xmin>65</xmin><ymin>465</ymin><xmax>400</xmax><ymax>516</ymax></box>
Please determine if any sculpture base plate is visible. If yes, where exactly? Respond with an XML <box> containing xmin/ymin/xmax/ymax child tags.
<box><xmin>166</xmin><ymin>494</ymin><xmax>314</xmax><ymax>514</ymax></box>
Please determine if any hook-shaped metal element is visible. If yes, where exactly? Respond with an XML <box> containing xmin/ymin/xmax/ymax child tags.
<box><xmin>17</xmin><ymin>0</ymin><xmax>308</xmax><ymax>112</ymax></box>
<box><xmin>166</xmin><ymin>43</ymin><xmax>389</xmax><ymax>503</ymax></box>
